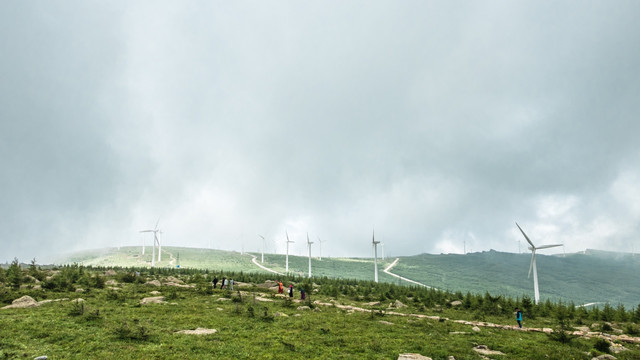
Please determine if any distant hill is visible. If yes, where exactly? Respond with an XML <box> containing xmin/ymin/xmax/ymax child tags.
<box><xmin>55</xmin><ymin>246</ymin><xmax>640</xmax><ymax>309</ymax></box>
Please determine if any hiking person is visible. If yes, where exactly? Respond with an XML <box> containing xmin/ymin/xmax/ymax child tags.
<box><xmin>221</xmin><ymin>277</ymin><xmax>227</xmax><ymax>289</ymax></box>
<box><xmin>300</xmin><ymin>287</ymin><xmax>306</xmax><ymax>300</ymax></box>
<box><xmin>230</xmin><ymin>279</ymin><xmax>234</xmax><ymax>291</ymax></box>
<box><xmin>213</xmin><ymin>276</ymin><xmax>218</xmax><ymax>289</ymax></box>
<box><xmin>515</xmin><ymin>308</ymin><xmax>523</xmax><ymax>328</ymax></box>
<box><xmin>278</xmin><ymin>280</ymin><xmax>284</xmax><ymax>294</ymax></box>
<box><xmin>288</xmin><ymin>284</ymin><xmax>294</xmax><ymax>298</ymax></box>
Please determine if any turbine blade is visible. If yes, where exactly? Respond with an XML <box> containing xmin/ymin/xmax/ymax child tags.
<box><xmin>536</xmin><ymin>244</ymin><xmax>563</xmax><ymax>250</ymax></box>
<box><xmin>528</xmin><ymin>251</ymin><xmax>535</xmax><ymax>278</ymax></box>
<box><xmin>155</xmin><ymin>217</ymin><xmax>160</xmax><ymax>230</ymax></box>
<box><xmin>516</xmin><ymin>222</ymin><xmax>536</xmax><ymax>248</ymax></box>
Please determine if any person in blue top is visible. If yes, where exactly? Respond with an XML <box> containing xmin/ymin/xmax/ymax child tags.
<box><xmin>515</xmin><ymin>308</ymin><xmax>523</xmax><ymax>328</ymax></box>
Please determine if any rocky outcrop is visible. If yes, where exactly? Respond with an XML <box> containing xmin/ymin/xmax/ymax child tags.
<box><xmin>176</xmin><ymin>328</ymin><xmax>217</xmax><ymax>335</ymax></box>
<box><xmin>140</xmin><ymin>296</ymin><xmax>166</xmax><ymax>305</ymax></box>
<box><xmin>1</xmin><ymin>295</ymin><xmax>39</xmax><ymax>309</ymax></box>
<box><xmin>397</xmin><ymin>354</ymin><xmax>432</xmax><ymax>360</ymax></box>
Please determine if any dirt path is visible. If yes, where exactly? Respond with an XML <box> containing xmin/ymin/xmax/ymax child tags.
<box><xmin>250</xmin><ymin>254</ymin><xmax>284</xmax><ymax>276</ymax></box>
<box><xmin>383</xmin><ymin>258</ymin><xmax>435</xmax><ymax>289</ymax></box>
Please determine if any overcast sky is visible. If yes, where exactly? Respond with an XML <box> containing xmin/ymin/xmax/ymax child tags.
<box><xmin>2</xmin><ymin>1</ymin><xmax>639</xmax><ymax>263</ymax></box>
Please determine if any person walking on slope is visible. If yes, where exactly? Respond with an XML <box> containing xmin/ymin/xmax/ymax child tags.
<box><xmin>288</xmin><ymin>284</ymin><xmax>294</xmax><ymax>298</ymax></box>
<box><xmin>221</xmin><ymin>277</ymin><xmax>227</xmax><ymax>290</ymax></box>
<box><xmin>278</xmin><ymin>280</ymin><xmax>284</xmax><ymax>294</ymax></box>
<box><xmin>229</xmin><ymin>279</ymin><xmax>234</xmax><ymax>291</ymax></box>
<box><xmin>515</xmin><ymin>308</ymin><xmax>523</xmax><ymax>328</ymax></box>
<box><xmin>300</xmin><ymin>287</ymin><xmax>306</xmax><ymax>300</ymax></box>
<box><xmin>213</xmin><ymin>276</ymin><xmax>218</xmax><ymax>289</ymax></box>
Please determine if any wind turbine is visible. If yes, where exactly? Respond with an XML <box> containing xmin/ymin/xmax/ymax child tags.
<box><xmin>285</xmin><ymin>231</ymin><xmax>294</xmax><ymax>272</ymax></box>
<box><xmin>516</xmin><ymin>222</ymin><xmax>562</xmax><ymax>304</ymax></box>
<box><xmin>317</xmin><ymin>237</ymin><xmax>326</xmax><ymax>260</ymax></box>
<box><xmin>306</xmin><ymin>233</ymin><xmax>313</xmax><ymax>278</ymax></box>
<box><xmin>372</xmin><ymin>229</ymin><xmax>380</xmax><ymax>283</ymax></box>
<box><xmin>258</xmin><ymin>234</ymin><xmax>266</xmax><ymax>263</ymax></box>
<box><xmin>380</xmin><ymin>242</ymin><xmax>385</xmax><ymax>260</ymax></box>
<box><xmin>140</xmin><ymin>218</ymin><xmax>161</xmax><ymax>267</ymax></box>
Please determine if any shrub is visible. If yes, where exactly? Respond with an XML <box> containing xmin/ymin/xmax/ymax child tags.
<box><xmin>593</xmin><ymin>338</ymin><xmax>610</xmax><ymax>353</ymax></box>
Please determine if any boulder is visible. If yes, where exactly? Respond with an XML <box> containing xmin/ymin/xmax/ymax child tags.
<box><xmin>473</xmin><ymin>345</ymin><xmax>505</xmax><ymax>356</ymax></box>
<box><xmin>105</xmin><ymin>270</ymin><xmax>117</xmax><ymax>276</ymax></box>
<box><xmin>392</xmin><ymin>300</ymin><xmax>407</xmax><ymax>308</ymax></box>
<box><xmin>105</xmin><ymin>280</ymin><xmax>118</xmax><ymax>286</ymax></box>
<box><xmin>379</xmin><ymin>320</ymin><xmax>394</xmax><ymax>326</ymax></box>
<box><xmin>176</xmin><ymin>328</ymin><xmax>217</xmax><ymax>335</ymax></box>
<box><xmin>592</xmin><ymin>355</ymin><xmax>617</xmax><ymax>360</ymax></box>
<box><xmin>397</xmin><ymin>354</ymin><xmax>432</xmax><ymax>360</ymax></box>
<box><xmin>140</xmin><ymin>296</ymin><xmax>166</xmax><ymax>305</ymax></box>
<box><xmin>274</xmin><ymin>312</ymin><xmax>289</xmax><ymax>317</ymax></box>
<box><xmin>450</xmin><ymin>300</ymin><xmax>463</xmax><ymax>307</ymax></box>
<box><xmin>2</xmin><ymin>295</ymin><xmax>39</xmax><ymax>309</ymax></box>
<box><xmin>166</xmin><ymin>276</ymin><xmax>183</xmax><ymax>284</ymax></box>
<box><xmin>145</xmin><ymin>280</ymin><xmax>161</xmax><ymax>287</ymax></box>
<box><xmin>472</xmin><ymin>326</ymin><xmax>481</xmax><ymax>332</ymax></box>
<box><xmin>297</xmin><ymin>306</ymin><xmax>311</xmax><ymax>311</ymax></box>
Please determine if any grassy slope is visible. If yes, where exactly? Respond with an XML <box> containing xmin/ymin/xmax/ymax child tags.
<box><xmin>57</xmin><ymin>247</ymin><xmax>640</xmax><ymax>309</ymax></box>
<box><xmin>2</xmin><ymin>277</ymin><xmax>638</xmax><ymax>360</ymax></box>
<box><xmin>391</xmin><ymin>250</ymin><xmax>640</xmax><ymax>308</ymax></box>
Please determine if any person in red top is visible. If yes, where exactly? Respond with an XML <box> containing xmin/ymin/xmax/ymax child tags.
<box><xmin>278</xmin><ymin>281</ymin><xmax>284</xmax><ymax>294</ymax></box>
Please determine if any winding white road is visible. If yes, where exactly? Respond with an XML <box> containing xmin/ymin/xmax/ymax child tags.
<box><xmin>383</xmin><ymin>258</ymin><xmax>435</xmax><ymax>289</ymax></box>
<box><xmin>250</xmin><ymin>254</ymin><xmax>285</xmax><ymax>276</ymax></box>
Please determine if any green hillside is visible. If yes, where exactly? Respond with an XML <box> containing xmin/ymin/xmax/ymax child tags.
<box><xmin>392</xmin><ymin>250</ymin><xmax>640</xmax><ymax>308</ymax></box>
<box><xmin>56</xmin><ymin>247</ymin><xmax>640</xmax><ymax>309</ymax></box>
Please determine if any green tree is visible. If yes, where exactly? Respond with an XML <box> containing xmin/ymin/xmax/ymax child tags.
<box><xmin>7</xmin><ymin>258</ymin><xmax>23</xmax><ymax>289</ymax></box>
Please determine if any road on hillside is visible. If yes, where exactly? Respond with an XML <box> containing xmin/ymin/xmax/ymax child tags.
<box><xmin>250</xmin><ymin>254</ymin><xmax>284</xmax><ymax>276</ymax></box>
<box><xmin>383</xmin><ymin>258</ymin><xmax>435</xmax><ymax>289</ymax></box>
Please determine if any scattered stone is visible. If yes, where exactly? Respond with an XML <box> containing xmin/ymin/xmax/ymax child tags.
<box><xmin>34</xmin><ymin>356</ymin><xmax>48</xmax><ymax>360</ymax></box>
<box><xmin>297</xmin><ymin>306</ymin><xmax>311</xmax><ymax>311</ymax></box>
<box><xmin>450</xmin><ymin>300</ymin><xmax>463</xmax><ymax>307</ymax></box>
<box><xmin>166</xmin><ymin>282</ymin><xmax>192</xmax><ymax>288</ymax></box>
<box><xmin>72</xmin><ymin>298</ymin><xmax>85</xmax><ymax>303</ymax></box>
<box><xmin>75</xmin><ymin>288</ymin><xmax>85</xmax><ymax>293</ymax></box>
<box><xmin>176</xmin><ymin>328</ymin><xmax>217</xmax><ymax>335</ymax></box>
<box><xmin>592</xmin><ymin>355</ymin><xmax>617</xmax><ymax>360</ymax></box>
<box><xmin>447</xmin><ymin>357</ymin><xmax>456</xmax><ymax>360</ymax></box>
<box><xmin>2</xmin><ymin>295</ymin><xmax>39</xmax><ymax>309</ymax></box>
<box><xmin>393</xmin><ymin>300</ymin><xmax>407</xmax><ymax>308</ymax></box>
<box><xmin>542</xmin><ymin>328</ymin><xmax>553</xmax><ymax>334</ymax></box>
<box><xmin>365</xmin><ymin>301</ymin><xmax>381</xmax><ymax>306</ymax></box>
<box><xmin>140</xmin><ymin>296</ymin><xmax>166</xmax><ymax>305</ymax></box>
<box><xmin>472</xmin><ymin>326</ymin><xmax>481</xmax><ymax>332</ymax></box>
<box><xmin>105</xmin><ymin>269</ymin><xmax>117</xmax><ymax>276</ymax></box>
<box><xmin>217</xmin><ymin>308</ymin><xmax>224</xmax><ymax>311</ymax></box>
<box><xmin>255</xmin><ymin>296</ymin><xmax>274</xmax><ymax>302</ymax></box>
<box><xmin>105</xmin><ymin>279</ymin><xmax>118</xmax><ymax>286</ymax></box>
<box><xmin>145</xmin><ymin>280</ymin><xmax>161</xmax><ymax>287</ymax></box>
<box><xmin>166</xmin><ymin>276</ymin><xmax>183</xmax><ymax>284</ymax></box>
<box><xmin>397</xmin><ymin>354</ymin><xmax>432</xmax><ymax>360</ymax></box>
<box><xmin>449</xmin><ymin>331</ymin><xmax>469</xmax><ymax>335</ymax></box>
<box><xmin>150</xmin><ymin>291</ymin><xmax>161</xmax><ymax>295</ymax></box>
<box><xmin>610</xmin><ymin>343</ymin><xmax>628</xmax><ymax>353</ymax></box>
<box><xmin>379</xmin><ymin>320</ymin><xmax>394</xmax><ymax>326</ymax></box>
<box><xmin>274</xmin><ymin>312</ymin><xmax>289</xmax><ymax>317</ymax></box>
<box><xmin>293</xmin><ymin>314</ymin><xmax>302</xmax><ymax>317</ymax></box>
<box><xmin>473</xmin><ymin>345</ymin><xmax>505</xmax><ymax>356</ymax></box>
<box><xmin>217</xmin><ymin>298</ymin><xmax>231</xmax><ymax>302</ymax></box>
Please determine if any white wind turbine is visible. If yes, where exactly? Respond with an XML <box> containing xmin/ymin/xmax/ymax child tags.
<box><xmin>516</xmin><ymin>222</ymin><xmax>562</xmax><ymax>304</ymax></box>
<box><xmin>317</xmin><ymin>237</ymin><xmax>326</xmax><ymax>260</ymax></box>
<box><xmin>140</xmin><ymin>219</ymin><xmax>162</xmax><ymax>267</ymax></box>
<box><xmin>285</xmin><ymin>231</ymin><xmax>294</xmax><ymax>273</ymax></box>
<box><xmin>258</xmin><ymin>234</ymin><xmax>266</xmax><ymax>263</ymax></box>
<box><xmin>306</xmin><ymin>233</ymin><xmax>313</xmax><ymax>278</ymax></box>
<box><xmin>372</xmin><ymin>230</ymin><xmax>380</xmax><ymax>283</ymax></box>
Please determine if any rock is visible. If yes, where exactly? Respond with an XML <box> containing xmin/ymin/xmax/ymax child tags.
<box><xmin>217</xmin><ymin>298</ymin><xmax>231</xmax><ymax>302</ymax></box>
<box><xmin>166</xmin><ymin>276</ymin><xmax>183</xmax><ymax>284</ymax></box>
<box><xmin>217</xmin><ymin>308</ymin><xmax>224</xmax><ymax>311</ymax></box>
<box><xmin>393</xmin><ymin>300</ymin><xmax>407</xmax><ymax>308</ymax></box>
<box><xmin>2</xmin><ymin>295</ymin><xmax>39</xmax><ymax>309</ymax></box>
<box><xmin>379</xmin><ymin>320</ymin><xmax>394</xmax><ymax>326</ymax></box>
<box><xmin>473</xmin><ymin>345</ymin><xmax>505</xmax><ymax>356</ymax></box>
<box><xmin>592</xmin><ymin>355</ymin><xmax>617</xmax><ymax>360</ymax></box>
<box><xmin>447</xmin><ymin>357</ymin><xmax>456</xmax><ymax>360</ymax></box>
<box><xmin>166</xmin><ymin>282</ymin><xmax>192</xmax><ymax>288</ymax></box>
<box><xmin>176</xmin><ymin>328</ymin><xmax>217</xmax><ymax>335</ymax></box>
<box><xmin>397</xmin><ymin>354</ymin><xmax>432</xmax><ymax>360</ymax></box>
<box><xmin>449</xmin><ymin>331</ymin><xmax>469</xmax><ymax>335</ymax></box>
<box><xmin>105</xmin><ymin>270</ymin><xmax>117</xmax><ymax>276</ymax></box>
<box><xmin>150</xmin><ymin>291</ymin><xmax>161</xmax><ymax>295</ymax></box>
<box><xmin>610</xmin><ymin>343</ymin><xmax>628</xmax><ymax>353</ymax></box>
<box><xmin>145</xmin><ymin>280</ymin><xmax>161</xmax><ymax>287</ymax></box>
<box><xmin>450</xmin><ymin>300</ymin><xmax>463</xmax><ymax>307</ymax></box>
<box><xmin>365</xmin><ymin>301</ymin><xmax>381</xmax><ymax>306</ymax></box>
<box><xmin>140</xmin><ymin>296</ymin><xmax>166</xmax><ymax>305</ymax></box>
<box><xmin>297</xmin><ymin>306</ymin><xmax>311</xmax><ymax>311</ymax></box>
<box><xmin>274</xmin><ymin>312</ymin><xmax>289</xmax><ymax>317</ymax></box>
<box><xmin>472</xmin><ymin>326</ymin><xmax>481</xmax><ymax>332</ymax></box>
<box><xmin>543</xmin><ymin>328</ymin><xmax>553</xmax><ymax>334</ymax></box>
<box><xmin>75</xmin><ymin>288</ymin><xmax>85</xmax><ymax>293</ymax></box>
<box><xmin>72</xmin><ymin>298</ymin><xmax>85</xmax><ymax>303</ymax></box>
<box><xmin>34</xmin><ymin>356</ymin><xmax>48</xmax><ymax>360</ymax></box>
<box><xmin>105</xmin><ymin>280</ymin><xmax>118</xmax><ymax>286</ymax></box>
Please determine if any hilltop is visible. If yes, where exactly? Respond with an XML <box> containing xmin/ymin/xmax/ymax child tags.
<box><xmin>53</xmin><ymin>246</ymin><xmax>640</xmax><ymax>309</ymax></box>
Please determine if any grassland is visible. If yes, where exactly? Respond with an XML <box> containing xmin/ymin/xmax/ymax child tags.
<box><xmin>1</xmin><ymin>262</ymin><xmax>640</xmax><ymax>360</ymax></box>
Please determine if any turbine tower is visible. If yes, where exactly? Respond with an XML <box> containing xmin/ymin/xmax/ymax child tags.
<box><xmin>317</xmin><ymin>237</ymin><xmax>326</xmax><ymax>260</ymax></box>
<box><xmin>516</xmin><ymin>222</ymin><xmax>562</xmax><ymax>304</ymax></box>
<box><xmin>140</xmin><ymin>218</ymin><xmax>161</xmax><ymax>267</ymax></box>
<box><xmin>372</xmin><ymin>230</ymin><xmax>380</xmax><ymax>283</ymax></box>
<box><xmin>285</xmin><ymin>231</ymin><xmax>294</xmax><ymax>272</ymax></box>
<box><xmin>258</xmin><ymin>234</ymin><xmax>266</xmax><ymax>263</ymax></box>
<box><xmin>306</xmin><ymin>233</ymin><xmax>313</xmax><ymax>278</ymax></box>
